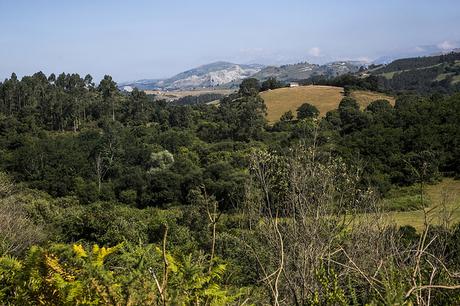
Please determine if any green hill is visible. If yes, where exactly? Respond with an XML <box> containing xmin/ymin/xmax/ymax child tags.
<box><xmin>368</xmin><ymin>52</ymin><xmax>460</xmax><ymax>93</ymax></box>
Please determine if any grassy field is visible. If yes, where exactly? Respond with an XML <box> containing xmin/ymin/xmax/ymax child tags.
<box><xmin>387</xmin><ymin>178</ymin><xmax>460</xmax><ymax>231</ymax></box>
<box><xmin>350</xmin><ymin>90</ymin><xmax>396</xmax><ymax>108</ymax></box>
<box><xmin>260</xmin><ymin>85</ymin><xmax>395</xmax><ymax>123</ymax></box>
<box><xmin>260</xmin><ymin>85</ymin><xmax>344</xmax><ymax>123</ymax></box>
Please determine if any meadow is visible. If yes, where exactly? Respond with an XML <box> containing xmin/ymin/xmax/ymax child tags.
<box><xmin>260</xmin><ymin>85</ymin><xmax>395</xmax><ymax>122</ymax></box>
<box><xmin>388</xmin><ymin>178</ymin><xmax>460</xmax><ymax>231</ymax></box>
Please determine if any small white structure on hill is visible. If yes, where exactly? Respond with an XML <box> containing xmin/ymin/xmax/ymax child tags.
<box><xmin>289</xmin><ymin>82</ymin><xmax>299</xmax><ymax>87</ymax></box>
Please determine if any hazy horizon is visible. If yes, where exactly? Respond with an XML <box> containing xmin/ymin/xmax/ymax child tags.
<box><xmin>1</xmin><ymin>0</ymin><xmax>460</xmax><ymax>82</ymax></box>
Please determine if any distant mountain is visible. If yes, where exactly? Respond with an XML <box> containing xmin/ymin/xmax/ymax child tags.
<box><xmin>120</xmin><ymin>59</ymin><xmax>368</xmax><ymax>91</ymax></box>
<box><xmin>373</xmin><ymin>42</ymin><xmax>460</xmax><ymax>64</ymax></box>
<box><xmin>367</xmin><ymin>51</ymin><xmax>460</xmax><ymax>93</ymax></box>
<box><xmin>119</xmin><ymin>79</ymin><xmax>164</xmax><ymax>91</ymax></box>
<box><xmin>120</xmin><ymin>62</ymin><xmax>264</xmax><ymax>90</ymax></box>
<box><xmin>252</xmin><ymin>61</ymin><xmax>364</xmax><ymax>82</ymax></box>
<box><xmin>370</xmin><ymin>52</ymin><xmax>460</xmax><ymax>75</ymax></box>
<box><xmin>251</xmin><ymin>62</ymin><xmax>319</xmax><ymax>81</ymax></box>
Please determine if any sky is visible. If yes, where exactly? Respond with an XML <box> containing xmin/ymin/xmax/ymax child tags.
<box><xmin>1</xmin><ymin>0</ymin><xmax>460</xmax><ymax>82</ymax></box>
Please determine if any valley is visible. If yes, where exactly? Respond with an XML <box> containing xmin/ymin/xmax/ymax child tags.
<box><xmin>3</xmin><ymin>1</ymin><xmax>460</xmax><ymax>304</ymax></box>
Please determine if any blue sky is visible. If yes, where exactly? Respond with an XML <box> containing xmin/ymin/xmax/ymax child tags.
<box><xmin>1</xmin><ymin>0</ymin><xmax>459</xmax><ymax>82</ymax></box>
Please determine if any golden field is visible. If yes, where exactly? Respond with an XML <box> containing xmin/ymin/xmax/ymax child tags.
<box><xmin>260</xmin><ymin>85</ymin><xmax>343</xmax><ymax>122</ymax></box>
<box><xmin>350</xmin><ymin>90</ymin><xmax>396</xmax><ymax>108</ymax></box>
<box><xmin>260</xmin><ymin>85</ymin><xmax>395</xmax><ymax>123</ymax></box>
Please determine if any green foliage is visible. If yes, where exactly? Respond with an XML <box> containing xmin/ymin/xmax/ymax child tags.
<box><xmin>307</xmin><ymin>266</ymin><xmax>348</xmax><ymax>306</ymax></box>
<box><xmin>382</xmin><ymin>194</ymin><xmax>429</xmax><ymax>211</ymax></box>
<box><xmin>260</xmin><ymin>77</ymin><xmax>285</xmax><ymax>92</ymax></box>
<box><xmin>0</xmin><ymin>242</ymin><xmax>246</xmax><ymax>305</ymax></box>
<box><xmin>0</xmin><ymin>243</ymin><xmax>124</xmax><ymax>305</ymax></box>
<box><xmin>218</xmin><ymin>91</ymin><xmax>267</xmax><ymax>141</ymax></box>
<box><xmin>238</xmin><ymin>78</ymin><xmax>261</xmax><ymax>97</ymax></box>
<box><xmin>1</xmin><ymin>70</ymin><xmax>460</xmax><ymax>304</ymax></box>
<box><xmin>164</xmin><ymin>252</ymin><xmax>242</xmax><ymax>305</ymax></box>
<box><xmin>296</xmin><ymin>102</ymin><xmax>319</xmax><ymax>119</ymax></box>
<box><xmin>382</xmin><ymin>185</ymin><xmax>430</xmax><ymax>211</ymax></box>
<box><xmin>279</xmin><ymin>110</ymin><xmax>294</xmax><ymax>122</ymax></box>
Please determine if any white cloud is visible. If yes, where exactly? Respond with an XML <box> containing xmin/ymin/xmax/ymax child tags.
<box><xmin>437</xmin><ymin>40</ymin><xmax>455</xmax><ymax>51</ymax></box>
<box><xmin>414</xmin><ymin>46</ymin><xmax>425</xmax><ymax>52</ymax></box>
<box><xmin>308</xmin><ymin>47</ymin><xmax>321</xmax><ymax>57</ymax></box>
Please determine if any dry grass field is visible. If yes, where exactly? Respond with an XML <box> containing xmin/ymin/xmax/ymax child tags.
<box><xmin>260</xmin><ymin>85</ymin><xmax>395</xmax><ymax>123</ymax></box>
<box><xmin>350</xmin><ymin>90</ymin><xmax>396</xmax><ymax>108</ymax></box>
<box><xmin>260</xmin><ymin>85</ymin><xmax>344</xmax><ymax>123</ymax></box>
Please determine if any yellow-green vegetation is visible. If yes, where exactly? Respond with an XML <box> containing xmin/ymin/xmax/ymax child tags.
<box><xmin>453</xmin><ymin>75</ymin><xmax>460</xmax><ymax>84</ymax></box>
<box><xmin>381</xmin><ymin>71</ymin><xmax>397</xmax><ymax>79</ymax></box>
<box><xmin>435</xmin><ymin>72</ymin><xmax>453</xmax><ymax>81</ymax></box>
<box><xmin>260</xmin><ymin>85</ymin><xmax>344</xmax><ymax>122</ymax></box>
<box><xmin>388</xmin><ymin>178</ymin><xmax>460</xmax><ymax>231</ymax></box>
<box><xmin>260</xmin><ymin>85</ymin><xmax>395</xmax><ymax>123</ymax></box>
<box><xmin>350</xmin><ymin>90</ymin><xmax>396</xmax><ymax>108</ymax></box>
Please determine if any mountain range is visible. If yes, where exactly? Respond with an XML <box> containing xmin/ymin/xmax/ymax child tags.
<box><xmin>120</xmin><ymin>62</ymin><xmax>264</xmax><ymax>91</ymax></box>
<box><xmin>119</xmin><ymin>60</ymin><xmax>366</xmax><ymax>91</ymax></box>
<box><xmin>120</xmin><ymin>44</ymin><xmax>460</xmax><ymax>91</ymax></box>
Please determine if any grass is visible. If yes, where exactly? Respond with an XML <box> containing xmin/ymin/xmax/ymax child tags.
<box><xmin>260</xmin><ymin>85</ymin><xmax>395</xmax><ymax>123</ymax></box>
<box><xmin>381</xmin><ymin>71</ymin><xmax>397</xmax><ymax>79</ymax></box>
<box><xmin>350</xmin><ymin>90</ymin><xmax>396</xmax><ymax>108</ymax></box>
<box><xmin>382</xmin><ymin>194</ymin><xmax>428</xmax><ymax>212</ymax></box>
<box><xmin>452</xmin><ymin>75</ymin><xmax>460</xmax><ymax>84</ymax></box>
<box><xmin>260</xmin><ymin>85</ymin><xmax>344</xmax><ymax>123</ymax></box>
<box><xmin>387</xmin><ymin>178</ymin><xmax>460</xmax><ymax>231</ymax></box>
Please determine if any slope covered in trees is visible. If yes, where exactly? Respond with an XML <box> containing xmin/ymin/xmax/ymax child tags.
<box><xmin>370</xmin><ymin>52</ymin><xmax>460</xmax><ymax>94</ymax></box>
<box><xmin>371</xmin><ymin>52</ymin><xmax>460</xmax><ymax>74</ymax></box>
<box><xmin>1</xmin><ymin>73</ymin><xmax>460</xmax><ymax>304</ymax></box>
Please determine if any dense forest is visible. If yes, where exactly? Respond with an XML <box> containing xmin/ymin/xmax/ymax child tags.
<box><xmin>302</xmin><ymin>52</ymin><xmax>460</xmax><ymax>95</ymax></box>
<box><xmin>372</xmin><ymin>52</ymin><xmax>460</xmax><ymax>74</ymax></box>
<box><xmin>1</xmin><ymin>71</ymin><xmax>460</xmax><ymax>305</ymax></box>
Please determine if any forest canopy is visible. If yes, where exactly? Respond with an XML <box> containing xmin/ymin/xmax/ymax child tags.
<box><xmin>0</xmin><ymin>71</ymin><xmax>460</xmax><ymax>305</ymax></box>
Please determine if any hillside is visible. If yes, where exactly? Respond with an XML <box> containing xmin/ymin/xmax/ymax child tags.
<box><xmin>260</xmin><ymin>85</ymin><xmax>395</xmax><ymax>123</ymax></box>
<box><xmin>2</xmin><ymin>69</ymin><xmax>460</xmax><ymax>305</ymax></box>
<box><xmin>252</xmin><ymin>61</ymin><xmax>364</xmax><ymax>82</ymax></box>
<box><xmin>367</xmin><ymin>51</ymin><xmax>460</xmax><ymax>93</ymax></box>
<box><xmin>350</xmin><ymin>90</ymin><xmax>396</xmax><ymax>107</ymax></box>
<box><xmin>120</xmin><ymin>62</ymin><xmax>264</xmax><ymax>90</ymax></box>
<box><xmin>157</xmin><ymin>62</ymin><xmax>264</xmax><ymax>89</ymax></box>
<box><xmin>121</xmin><ymin>60</ymin><xmax>365</xmax><ymax>91</ymax></box>
<box><xmin>371</xmin><ymin>52</ymin><xmax>460</xmax><ymax>74</ymax></box>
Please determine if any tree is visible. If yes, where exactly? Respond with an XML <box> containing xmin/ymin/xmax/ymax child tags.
<box><xmin>296</xmin><ymin>102</ymin><xmax>319</xmax><ymax>119</ymax></box>
<box><xmin>280</xmin><ymin>110</ymin><xmax>294</xmax><ymax>122</ymax></box>
<box><xmin>338</xmin><ymin>97</ymin><xmax>360</xmax><ymax>111</ymax></box>
<box><xmin>239</xmin><ymin>78</ymin><xmax>261</xmax><ymax>97</ymax></box>
<box><xmin>366</xmin><ymin>99</ymin><xmax>392</xmax><ymax>114</ymax></box>
<box><xmin>122</xmin><ymin>88</ymin><xmax>149</xmax><ymax>125</ymax></box>
<box><xmin>261</xmin><ymin>77</ymin><xmax>284</xmax><ymax>92</ymax></box>
<box><xmin>338</xmin><ymin>97</ymin><xmax>368</xmax><ymax>134</ymax></box>
<box><xmin>92</xmin><ymin>123</ymin><xmax>121</xmax><ymax>192</ymax></box>
<box><xmin>98</xmin><ymin>75</ymin><xmax>118</xmax><ymax>121</ymax></box>
<box><xmin>218</xmin><ymin>93</ymin><xmax>267</xmax><ymax>141</ymax></box>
